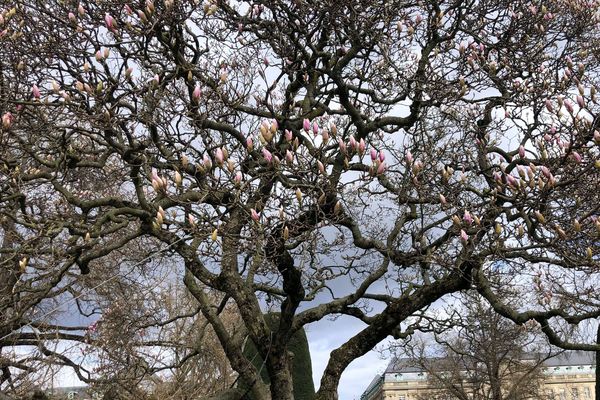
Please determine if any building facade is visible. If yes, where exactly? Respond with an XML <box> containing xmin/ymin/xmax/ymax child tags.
<box><xmin>361</xmin><ymin>352</ymin><xmax>596</xmax><ymax>400</ymax></box>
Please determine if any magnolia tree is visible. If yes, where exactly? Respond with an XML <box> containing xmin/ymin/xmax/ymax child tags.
<box><xmin>1</xmin><ymin>0</ymin><xmax>600</xmax><ymax>398</ymax></box>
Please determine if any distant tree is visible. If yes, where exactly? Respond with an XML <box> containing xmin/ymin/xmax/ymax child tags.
<box><xmin>1</xmin><ymin>1</ymin><xmax>600</xmax><ymax>399</ymax></box>
<box><xmin>399</xmin><ymin>292</ymin><xmax>554</xmax><ymax>400</ymax></box>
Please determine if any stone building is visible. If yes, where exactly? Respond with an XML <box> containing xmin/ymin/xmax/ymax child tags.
<box><xmin>360</xmin><ymin>351</ymin><xmax>596</xmax><ymax>400</ymax></box>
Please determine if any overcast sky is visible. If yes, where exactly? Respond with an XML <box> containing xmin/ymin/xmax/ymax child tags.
<box><xmin>307</xmin><ymin>317</ymin><xmax>390</xmax><ymax>400</ymax></box>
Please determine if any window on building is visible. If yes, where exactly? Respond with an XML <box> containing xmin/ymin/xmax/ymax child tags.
<box><xmin>572</xmin><ymin>387</ymin><xmax>579</xmax><ymax>400</ymax></box>
<box><xmin>559</xmin><ymin>388</ymin><xmax>566</xmax><ymax>400</ymax></box>
<box><xmin>584</xmin><ymin>387</ymin><xmax>591</xmax><ymax>399</ymax></box>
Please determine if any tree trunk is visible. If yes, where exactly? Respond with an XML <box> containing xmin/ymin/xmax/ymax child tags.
<box><xmin>267</xmin><ymin>350</ymin><xmax>295</xmax><ymax>400</ymax></box>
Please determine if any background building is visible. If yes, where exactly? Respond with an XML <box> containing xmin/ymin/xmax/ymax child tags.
<box><xmin>361</xmin><ymin>351</ymin><xmax>596</xmax><ymax>400</ymax></box>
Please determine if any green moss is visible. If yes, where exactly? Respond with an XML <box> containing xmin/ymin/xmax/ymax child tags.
<box><xmin>241</xmin><ymin>313</ymin><xmax>315</xmax><ymax>400</ymax></box>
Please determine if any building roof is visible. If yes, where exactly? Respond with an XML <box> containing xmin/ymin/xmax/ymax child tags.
<box><xmin>385</xmin><ymin>351</ymin><xmax>596</xmax><ymax>374</ymax></box>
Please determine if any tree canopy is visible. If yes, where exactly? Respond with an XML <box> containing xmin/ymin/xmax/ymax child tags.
<box><xmin>1</xmin><ymin>0</ymin><xmax>600</xmax><ymax>399</ymax></box>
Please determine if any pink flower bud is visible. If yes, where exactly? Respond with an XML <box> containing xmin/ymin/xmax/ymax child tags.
<box><xmin>104</xmin><ymin>13</ymin><xmax>116</xmax><ymax>31</ymax></box>
<box><xmin>358</xmin><ymin>138</ymin><xmax>366</xmax><ymax>154</ymax></box>
<box><xmin>2</xmin><ymin>112</ymin><xmax>13</xmax><ymax>129</ymax></box>
<box><xmin>78</xmin><ymin>4</ymin><xmax>85</xmax><ymax>16</ymax></box>
<box><xmin>303</xmin><ymin>118</ymin><xmax>310</xmax><ymax>132</ymax></box>
<box><xmin>188</xmin><ymin>214</ymin><xmax>196</xmax><ymax>226</ymax></box>
<box><xmin>192</xmin><ymin>85</ymin><xmax>201</xmax><ymax>102</ymax></box>
<box><xmin>564</xmin><ymin>99</ymin><xmax>574</xmax><ymax>114</ymax></box>
<box><xmin>370</xmin><ymin>149</ymin><xmax>377</xmax><ymax>161</ymax></box>
<box><xmin>312</xmin><ymin>121</ymin><xmax>319</xmax><ymax>135</ymax></box>
<box><xmin>124</xmin><ymin>4</ymin><xmax>133</xmax><ymax>15</ymax></box>
<box><xmin>439</xmin><ymin>194</ymin><xmax>447</xmax><ymax>205</ymax></box>
<box><xmin>540</xmin><ymin>166</ymin><xmax>552</xmax><ymax>179</ymax></box>
<box><xmin>286</xmin><ymin>150</ymin><xmax>293</xmax><ymax>163</ymax></box>
<box><xmin>152</xmin><ymin>74</ymin><xmax>160</xmax><ymax>85</ymax></box>
<box><xmin>594</xmin><ymin>130</ymin><xmax>600</xmax><ymax>144</ymax></box>
<box><xmin>68</xmin><ymin>12</ymin><xmax>77</xmax><ymax>23</ymax></box>
<box><xmin>251</xmin><ymin>208</ymin><xmax>260</xmax><ymax>222</ymax></box>
<box><xmin>151</xmin><ymin>168</ymin><xmax>160</xmax><ymax>182</ymax></box>
<box><xmin>463</xmin><ymin>210</ymin><xmax>474</xmax><ymax>225</ymax></box>
<box><xmin>405</xmin><ymin>150</ymin><xmax>413</xmax><ymax>164</ymax></box>
<box><xmin>234</xmin><ymin>171</ymin><xmax>242</xmax><ymax>185</ymax></box>
<box><xmin>518</xmin><ymin>145</ymin><xmax>525</xmax><ymax>159</ymax></box>
<box><xmin>506</xmin><ymin>174</ymin><xmax>518</xmax><ymax>188</ymax></box>
<box><xmin>246</xmin><ymin>136</ymin><xmax>254</xmax><ymax>151</ymax></box>
<box><xmin>377</xmin><ymin>162</ymin><xmax>386</xmax><ymax>175</ymax></box>
<box><xmin>379</xmin><ymin>151</ymin><xmax>385</xmax><ymax>162</ymax></box>
<box><xmin>318</xmin><ymin>160</ymin><xmax>325</xmax><ymax>174</ymax></box>
<box><xmin>493</xmin><ymin>171</ymin><xmax>502</xmax><ymax>184</ymax></box>
<box><xmin>284</xmin><ymin>129</ymin><xmax>293</xmax><ymax>142</ymax></box>
<box><xmin>349</xmin><ymin>135</ymin><xmax>357</xmax><ymax>150</ymax></box>
<box><xmin>215</xmin><ymin>148</ymin><xmax>224</xmax><ymax>165</ymax></box>
<box><xmin>577</xmin><ymin>95</ymin><xmax>585</xmax><ymax>109</ymax></box>
<box><xmin>203</xmin><ymin>154</ymin><xmax>212</xmax><ymax>169</ymax></box>
<box><xmin>338</xmin><ymin>138</ymin><xmax>347</xmax><ymax>153</ymax></box>
<box><xmin>572</xmin><ymin>151</ymin><xmax>582</xmax><ymax>163</ymax></box>
<box><xmin>460</xmin><ymin>229</ymin><xmax>469</xmax><ymax>243</ymax></box>
<box><xmin>545</xmin><ymin>99</ymin><xmax>553</xmax><ymax>112</ymax></box>
<box><xmin>32</xmin><ymin>84</ymin><xmax>41</xmax><ymax>99</ymax></box>
<box><xmin>137</xmin><ymin>10</ymin><xmax>147</xmax><ymax>22</ymax></box>
<box><xmin>262</xmin><ymin>148</ymin><xmax>272</xmax><ymax>163</ymax></box>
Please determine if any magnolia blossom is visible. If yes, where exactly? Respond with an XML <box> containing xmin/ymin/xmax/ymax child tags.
<box><xmin>203</xmin><ymin>154</ymin><xmax>212</xmax><ymax>169</ymax></box>
<box><xmin>405</xmin><ymin>150</ymin><xmax>413</xmax><ymax>164</ymax></box>
<box><xmin>463</xmin><ymin>210</ymin><xmax>474</xmax><ymax>225</ymax></box>
<box><xmin>215</xmin><ymin>148</ymin><xmax>224</xmax><ymax>165</ymax></box>
<box><xmin>303</xmin><ymin>118</ymin><xmax>310</xmax><ymax>132</ymax></box>
<box><xmin>338</xmin><ymin>138</ymin><xmax>347</xmax><ymax>153</ymax></box>
<box><xmin>32</xmin><ymin>84</ymin><xmax>41</xmax><ymax>99</ymax></box>
<box><xmin>358</xmin><ymin>138</ymin><xmax>366</xmax><ymax>154</ymax></box>
<box><xmin>284</xmin><ymin>129</ymin><xmax>293</xmax><ymax>142</ymax></box>
<box><xmin>2</xmin><ymin>112</ymin><xmax>13</xmax><ymax>129</ymax></box>
<box><xmin>234</xmin><ymin>171</ymin><xmax>242</xmax><ymax>185</ymax></box>
<box><xmin>460</xmin><ymin>229</ymin><xmax>469</xmax><ymax>243</ymax></box>
<box><xmin>251</xmin><ymin>208</ymin><xmax>260</xmax><ymax>222</ymax></box>
<box><xmin>349</xmin><ymin>135</ymin><xmax>357</xmax><ymax>150</ymax></box>
<box><xmin>104</xmin><ymin>13</ymin><xmax>116</xmax><ymax>31</ymax></box>
<box><xmin>317</xmin><ymin>160</ymin><xmax>325</xmax><ymax>174</ymax></box>
<box><xmin>192</xmin><ymin>85</ymin><xmax>201</xmax><ymax>101</ymax></box>
<box><xmin>262</xmin><ymin>147</ymin><xmax>273</xmax><ymax>163</ymax></box>
<box><xmin>540</xmin><ymin>166</ymin><xmax>552</xmax><ymax>180</ymax></box>
<box><xmin>370</xmin><ymin>149</ymin><xmax>377</xmax><ymax>161</ymax></box>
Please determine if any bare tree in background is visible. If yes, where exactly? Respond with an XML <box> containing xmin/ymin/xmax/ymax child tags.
<box><xmin>1</xmin><ymin>0</ymin><xmax>600</xmax><ymax>399</ymax></box>
<box><xmin>397</xmin><ymin>292</ymin><xmax>555</xmax><ymax>400</ymax></box>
